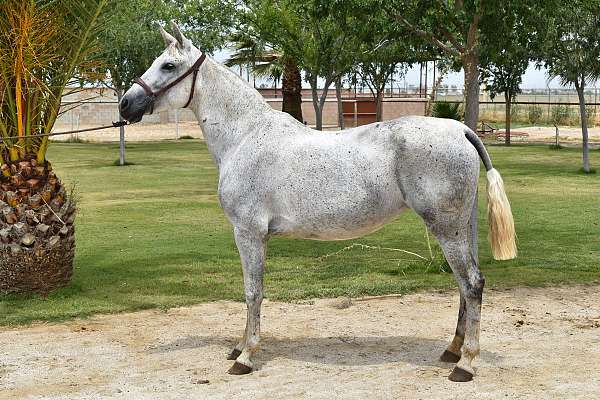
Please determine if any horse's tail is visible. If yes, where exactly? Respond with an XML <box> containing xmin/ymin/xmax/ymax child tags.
<box><xmin>464</xmin><ymin>129</ymin><xmax>517</xmax><ymax>260</ymax></box>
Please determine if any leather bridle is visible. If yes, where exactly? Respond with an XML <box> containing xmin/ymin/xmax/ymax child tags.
<box><xmin>133</xmin><ymin>53</ymin><xmax>206</xmax><ymax>114</ymax></box>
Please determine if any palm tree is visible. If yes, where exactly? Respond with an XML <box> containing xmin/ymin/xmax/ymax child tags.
<box><xmin>0</xmin><ymin>0</ymin><xmax>107</xmax><ymax>293</ymax></box>
<box><xmin>226</xmin><ymin>33</ymin><xmax>303</xmax><ymax>123</ymax></box>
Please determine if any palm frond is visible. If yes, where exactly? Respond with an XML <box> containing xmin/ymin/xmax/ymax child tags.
<box><xmin>0</xmin><ymin>0</ymin><xmax>108</xmax><ymax>164</ymax></box>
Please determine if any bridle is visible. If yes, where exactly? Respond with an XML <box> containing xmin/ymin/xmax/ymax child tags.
<box><xmin>133</xmin><ymin>52</ymin><xmax>206</xmax><ymax>114</ymax></box>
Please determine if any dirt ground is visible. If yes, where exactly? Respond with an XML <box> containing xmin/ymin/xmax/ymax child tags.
<box><xmin>2</xmin><ymin>286</ymin><xmax>600</xmax><ymax>400</ymax></box>
<box><xmin>51</xmin><ymin>122</ymin><xmax>203</xmax><ymax>142</ymax></box>
<box><xmin>50</xmin><ymin>122</ymin><xmax>600</xmax><ymax>144</ymax></box>
<box><xmin>517</xmin><ymin>126</ymin><xmax>600</xmax><ymax>144</ymax></box>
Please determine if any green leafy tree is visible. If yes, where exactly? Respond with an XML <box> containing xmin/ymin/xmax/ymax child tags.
<box><xmin>479</xmin><ymin>2</ymin><xmax>538</xmax><ymax>145</ymax></box>
<box><xmin>386</xmin><ymin>0</ymin><xmax>484</xmax><ymax>130</ymax></box>
<box><xmin>246</xmin><ymin>0</ymin><xmax>358</xmax><ymax>130</ymax></box>
<box><xmin>383</xmin><ymin>0</ymin><xmax>551</xmax><ymax>133</ymax></box>
<box><xmin>351</xmin><ymin>10</ymin><xmax>422</xmax><ymax>122</ymax></box>
<box><xmin>538</xmin><ymin>0</ymin><xmax>600</xmax><ymax>172</ymax></box>
<box><xmin>0</xmin><ymin>0</ymin><xmax>107</xmax><ymax>293</ymax></box>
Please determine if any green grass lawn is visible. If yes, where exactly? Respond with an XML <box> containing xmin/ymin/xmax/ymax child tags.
<box><xmin>1</xmin><ymin>141</ymin><xmax>599</xmax><ymax>326</ymax></box>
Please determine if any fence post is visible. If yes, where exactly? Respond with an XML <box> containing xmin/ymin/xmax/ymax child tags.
<box><xmin>117</xmin><ymin>89</ymin><xmax>125</xmax><ymax>166</ymax></box>
<box><xmin>175</xmin><ymin>109</ymin><xmax>179</xmax><ymax>140</ymax></box>
<box><xmin>547</xmin><ymin>87</ymin><xmax>551</xmax><ymax>123</ymax></box>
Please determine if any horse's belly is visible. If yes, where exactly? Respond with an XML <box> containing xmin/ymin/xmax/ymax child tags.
<box><xmin>269</xmin><ymin>203</ymin><xmax>407</xmax><ymax>241</ymax></box>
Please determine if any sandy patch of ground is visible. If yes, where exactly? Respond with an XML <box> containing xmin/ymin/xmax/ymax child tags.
<box><xmin>50</xmin><ymin>122</ymin><xmax>203</xmax><ymax>143</ymax></box>
<box><xmin>497</xmin><ymin>126</ymin><xmax>600</xmax><ymax>144</ymax></box>
<box><xmin>2</xmin><ymin>286</ymin><xmax>600</xmax><ymax>400</ymax></box>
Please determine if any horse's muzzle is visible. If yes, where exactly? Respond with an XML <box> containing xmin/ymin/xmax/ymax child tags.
<box><xmin>119</xmin><ymin>93</ymin><xmax>155</xmax><ymax>123</ymax></box>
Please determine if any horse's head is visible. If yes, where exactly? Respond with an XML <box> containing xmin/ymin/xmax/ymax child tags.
<box><xmin>119</xmin><ymin>21</ymin><xmax>203</xmax><ymax>123</ymax></box>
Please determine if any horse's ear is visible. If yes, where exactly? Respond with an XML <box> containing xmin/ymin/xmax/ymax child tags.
<box><xmin>170</xmin><ymin>20</ymin><xmax>190</xmax><ymax>50</ymax></box>
<box><xmin>159</xmin><ymin>26</ymin><xmax>176</xmax><ymax>48</ymax></box>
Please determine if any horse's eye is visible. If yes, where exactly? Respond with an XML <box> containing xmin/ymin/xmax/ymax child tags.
<box><xmin>162</xmin><ymin>63</ymin><xmax>176</xmax><ymax>71</ymax></box>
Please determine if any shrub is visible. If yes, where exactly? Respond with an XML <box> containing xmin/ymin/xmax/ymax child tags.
<box><xmin>551</xmin><ymin>103</ymin><xmax>571</xmax><ymax>125</ymax></box>
<box><xmin>585</xmin><ymin>105</ymin><xmax>597</xmax><ymax>127</ymax></box>
<box><xmin>432</xmin><ymin>102</ymin><xmax>463</xmax><ymax>121</ymax></box>
<box><xmin>510</xmin><ymin>103</ymin><xmax>520</xmax><ymax>122</ymax></box>
<box><xmin>528</xmin><ymin>105</ymin><xmax>543</xmax><ymax>125</ymax></box>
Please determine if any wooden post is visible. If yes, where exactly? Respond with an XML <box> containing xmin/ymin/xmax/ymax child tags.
<box><xmin>175</xmin><ymin>109</ymin><xmax>179</xmax><ymax>140</ymax></box>
<box><xmin>117</xmin><ymin>89</ymin><xmax>125</xmax><ymax>166</ymax></box>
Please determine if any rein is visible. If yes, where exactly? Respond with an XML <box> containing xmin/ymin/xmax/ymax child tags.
<box><xmin>134</xmin><ymin>52</ymin><xmax>206</xmax><ymax>113</ymax></box>
<box><xmin>2</xmin><ymin>54</ymin><xmax>207</xmax><ymax>142</ymax></box>
<box><xmin>1</xmin><ymin>121</ymin><xmax>131</xmax><ymax>141</ymax></box>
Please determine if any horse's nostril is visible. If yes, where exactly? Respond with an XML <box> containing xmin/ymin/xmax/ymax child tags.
<box><xmin>120</xmin><ymin>98</ymin><xmax>129</xmax><ymax>111</ymax></box>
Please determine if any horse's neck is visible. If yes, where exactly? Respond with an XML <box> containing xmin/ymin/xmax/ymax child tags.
<box><xmin>191</xmin><ymin>58</ymin><xmax>274</xmax><ymax>166</ymax></box>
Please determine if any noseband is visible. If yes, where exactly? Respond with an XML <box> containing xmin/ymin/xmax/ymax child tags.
<box><xmin>134</xmin><ymin>53</ymin><xmax>206</xmax><ymax>113</ymax></box>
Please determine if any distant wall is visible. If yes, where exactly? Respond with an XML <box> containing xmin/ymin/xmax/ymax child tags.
<box><xmin>55</xmin><ymin>87</ymin><xmax>426</xmax><ymax>129</ymax></box>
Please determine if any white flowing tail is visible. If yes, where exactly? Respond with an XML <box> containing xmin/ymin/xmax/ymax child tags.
<box><xmin>486</xmin><ymin>168</ymin><xmax>517</xmax><ymax>260</ymax></box>
<box><xmin>464</xmin><ymin>129</ymin><xmax>517</xmax><ymax>260</ymax></box>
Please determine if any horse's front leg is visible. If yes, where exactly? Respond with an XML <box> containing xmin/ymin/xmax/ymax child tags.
<box><xmin>227</xmin><ymin>227</ymin><xmax>266</xmax><ymax>375</ymax></box>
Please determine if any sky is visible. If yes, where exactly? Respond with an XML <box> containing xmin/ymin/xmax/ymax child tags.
<box><xmin>213</xmin><ymin>48</ymin><xmax>600</xmax><ymax>91</ymax></box>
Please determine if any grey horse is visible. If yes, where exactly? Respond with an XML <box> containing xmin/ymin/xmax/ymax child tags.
<box><xmin>119</xmin><ymin>23</ymin><xmax>517</xmax><ymax>382</ymax></box>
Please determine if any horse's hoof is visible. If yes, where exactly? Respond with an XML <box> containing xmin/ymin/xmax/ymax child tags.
<box><xmin>448</xmin><ymin>366</ymin><xmax>473</xmax><ymax>382</ymax></box>
<box><xmin>440</xmin><ymin>350</ymin><xmax>461</xmax><ymax>363</ymax></box>
<box><xmin>227</xmin><ymin>348</ymin><xmax>242</xmax><ymax>360</ymax></box>
<box><xmin>228</xmin><ymin>361</ymin><xmax>253</xmax><ymax>375</ymax></box>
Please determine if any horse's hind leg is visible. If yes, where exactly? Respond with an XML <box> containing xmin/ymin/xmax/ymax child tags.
<box><xmin>440</xmin><ymin>294</ymin><xmax>466</xmax><ymax>363</ymax></box>
<box><xmin>440</xmin><ymin>192</ymin><xmax>479</xmax><ymax>364</ymax></box>
<box><xmin>435</xmin><ymin>226</ymin><xmax>485</xmax><ymax>382</ymax></box>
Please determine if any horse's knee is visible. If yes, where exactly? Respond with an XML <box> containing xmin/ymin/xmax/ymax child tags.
<box><xmin>245</xmin><ymin>290</ymin><xmax>263</xmax><ymax>308</ymax></box>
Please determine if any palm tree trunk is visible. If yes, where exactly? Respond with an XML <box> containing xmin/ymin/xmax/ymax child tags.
<box><xmin>575</xmin><ymin>81</ymin><xmax>591</xmax><ymax>173</ymax></box>
<box><xmin>282</xmin><ymin>58</ymin><xmax>303</xmax><ymax>123</ymax></box>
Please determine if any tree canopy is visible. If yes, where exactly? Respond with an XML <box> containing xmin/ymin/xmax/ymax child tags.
<box><xmin>97</xmin><ymin>0</ymin><xmax>239</xmax><ymax>94</ymax></box>
<box><xmin>537</xmin><ymin>0</ymin><xmax>600</xmax><ymax>172</ymax></box>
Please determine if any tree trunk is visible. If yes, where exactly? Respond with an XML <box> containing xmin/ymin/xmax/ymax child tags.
<box><xmin>463</xmin><ymin>53</ymin><xmax>480</xmax><ymax>131</ymax></box>
<box><xmin>576</xmin><ymin>82</ymin><xmax>591</xmax><ymax>173</ymax></box>
<box><xmin>335</xmin><ymin>76</ymin><xmax>344</xmax><ymax>129</ymax></box>
<box><xmin>311</xmin><ymin>84</ymin><xmax>323</xmax><ymax>131</ymax></box>
<box><xmin>375</xmin><ymin>89</ymin><xmax>384</xmax><ymax>122</ymax></box>
<box><xmin>116</xmin><ymin>89</ymin><xmax>126</xmax><ymax>166</ymax></box>
<box><xmin>504</xmin><ymin>92</ymin><xmax>511</xmax><ymax>146</ymax></box>
<box><xmin>282</xmin><ymin>58</ymin><xmax>303</xmax><ymax>123</ymax></box>
<box><xmin>310</xmin><ymin>78</ymin><xmax>332</xmax><ymax>131</ymax></box>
